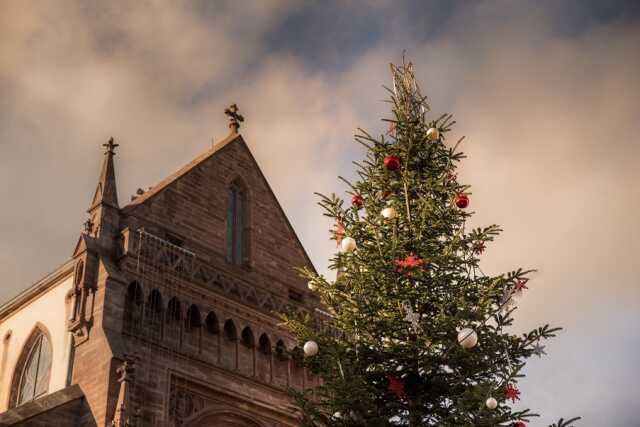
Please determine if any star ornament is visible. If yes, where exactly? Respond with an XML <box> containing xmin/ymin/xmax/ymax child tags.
<box><xmin>532</xmin><ymin>342</ymin><xmax>547</xmax><ymax>358</ymax></box>
<box><xmin>385</xmin><ymin>374</ymin><xmax>407</xmax><ymax>400</ymax></box>
<box><xmin>514</xmin><ymin>279</ymin><xmax>529</xmax><ymax>292</ymax></box>
<box><xmin>505</xmin><ymin>384</ymin><xmax>521</xmax><ymax>403</ymax></box>
<box><xmin>394</xmin><ymin>254</ymin><xmax>424</xmax><ymax>268</ymax></box>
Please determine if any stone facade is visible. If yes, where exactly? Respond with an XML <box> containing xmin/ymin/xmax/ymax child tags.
<box><xmin>0</xmin><ymin>124</ymin><xmax>323</xmax><ymax>426</ymax></box>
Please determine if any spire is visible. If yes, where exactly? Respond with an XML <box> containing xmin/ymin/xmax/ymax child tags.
<box><xmin>111</xmin><ymin>359</ymin><xmax>137</xmax><ymax>427</ymax></box>
<box><xmin>90</xmin><ymin>137</ymin><xmax>120</xmax><ymax>211</ymax></box>
<box><xmin>224</xmin><ymin>104</ymin><xmax>244</xmax><ymax>134</ymax></box>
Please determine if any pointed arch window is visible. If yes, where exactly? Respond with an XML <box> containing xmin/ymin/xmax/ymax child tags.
<box><xmin>15</xmin><ymin>330</ymin><xmax>52</xmax><ymax>406</ymax></box>
<box><xmin>227</xmin><ymin>181</ymin><xmax>247</xmax><ymax>266</ymax></box>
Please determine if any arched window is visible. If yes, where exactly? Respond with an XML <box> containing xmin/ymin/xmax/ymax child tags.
<box><xmin>205</xmin><ymin>312</ymin><xmax>219</xmax><ymax>335</ymax></box>
<box><xmin>226</xmin><ymin>181</ymin><xmax>247</xmax><ymax>266</ymax></box>
<box><xmin>223</xmin><ymin>320</ymin><xmax>237</xmax><ymax>341</ymax></box>
<box><xmin>13</xmin><ymin>329</ymin><xmax>52</xmax><ymax>407</ymax></box>
<box><xmin>145</xmin><ymin>289</ymin><xmax>163</xmax><ymax>339</ymax></box>
<box><xmin>241</xmin><ymin>327</ymin><xmax>255</xmax><ymax>349</ymax></box>
<box><xmin>257</xmin><ymin>333</ymin><xmax>272</xmax><ymax>383</ymax></box>
<box><xmin>258</xmin><ymin>334</ymin><xmax>271</xmax><ymax>355</ymax></box>
<box><xmin>123</xmin><ymin>282</ymin><xmax>143</xmax><ymax>334</ymax></box>
<box><xmin>167</xmin><ymin>297</ymin><xmax>182</xmax><ymax>324</ymax></box>
<box><xmin>186</xmin><ymin>305</ymin><xmax>201</xmax><ymax>331</ymax></box>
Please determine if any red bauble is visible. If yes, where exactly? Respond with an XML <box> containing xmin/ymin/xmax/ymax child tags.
<box><xmin>515</xmin><ymin>423</ymin><xmax>526</xmax><ymax>427</ymax></box>
<box><xmin>351</xmin><ymin>195</ymin><xmax>364</xmax><ymax>208</ymax></box>
<box><xmin>384</xmin><ymin>155</ymin><xmax>401</xmax><ymax>171</ymax></box>
<box><xmin>455</xmin><ymin>194</ymin><xmax>469</xmax><ymax>209</ymax></box>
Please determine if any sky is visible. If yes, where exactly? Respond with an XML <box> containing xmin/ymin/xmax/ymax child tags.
<box><xmin>1</xmin><ymin>1</ymin><xmax>639</xmax><ymax>425</ymax></box>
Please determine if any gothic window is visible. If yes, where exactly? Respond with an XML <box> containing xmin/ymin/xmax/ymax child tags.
<box><xmin>226</xmin><ymin>181</ymin><xmax>248</xmax><ymax>266</ymax></box>
<box><xmin>205</xmin><ymin>312</ymin><xmax>219</xmax><ymax>335</ymax></box>
<box><xmin>223</xmin><ymin>320</ymin><xmax>237</xmax><ymax>341</ymax></box>
<box><xmin>258</xmin><ymin>334</ymin><xmax>271</xmax><ymax>355</ymax></box>
<box><xmin>124</xmin><ymin>282</ymin><xmax>143</xmax><ymax>334</ymax></box>
<box><xmin>13</xmin><ymin>329</ymin><xmax>52</xmax><ymax>407</ymax></box>
<box><xmin>241</xmin><ymin>327</ymin><xmax>254</xmax><ymax>349</ymax></box>
<box><xmin>145</xmin><ymin>289</ymin><xmax>164</xmax><ymax>339</ymax></box>
<box><xmin>185</xmin><ymin>305</ymin><xmax>201</xmax><ymax>331</ymax></box>
<box><xmin>257</xmin><ymin>333</ymin><xmax>272</xmax><ymax>383</ymax></box>
<box><xmin>167</xmin><ymin>298</ymin><xmax>182</xmax><ymax>324</ymax></box>
<box><xmin>166</xmin><ymin>297</ymin><xmax>182</xmax><ymax>343</ymax></box>
<box><xmin>275</xmin><ymin>340</ymin><xmax>287</xmax><ymax>360</ymax></box>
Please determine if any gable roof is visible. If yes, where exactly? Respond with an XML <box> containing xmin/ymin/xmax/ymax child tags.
<box><xmin>122</xmin><ymin>133</ymin><xmax>317</xmax><ymax>274</ymax></box>
<box><xmin>124</xmin><ymin>132</ymin><xmax>241</xmax><ymax>210</ymax></box>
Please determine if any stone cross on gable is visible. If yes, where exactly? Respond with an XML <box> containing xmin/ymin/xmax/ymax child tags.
<box><xmin>103</xmin><ymin>137</ymin><xmax>119</xmax><ymax>155</ymax></box>
<box><xmin>224</xmin><ymin>104</ymin><xmax>244</xmax><ymax>133</ymax></box>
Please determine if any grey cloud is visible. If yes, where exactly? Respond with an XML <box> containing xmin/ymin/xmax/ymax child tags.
<box><xmin>1</xmin><ymin>2</ymin><xmax>638</xmax><ymax>425</ymax></box>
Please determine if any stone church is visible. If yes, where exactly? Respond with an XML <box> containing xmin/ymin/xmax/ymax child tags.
<box><xmin>0</xmin><ymin>106</ymin><xmax>324</xmax><ymax>426</ymax></box>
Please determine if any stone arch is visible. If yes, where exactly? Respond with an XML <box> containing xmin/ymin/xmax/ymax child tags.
<box><xmin>123</xmin><ymin>281</ymin><xmax>144</xmax><ymax>334</ymax></box>
<box><xmin>223</xmin><ymin>319</ymin><xmax>237</xmax><ymax>341</ymax></box>
<box><xmin>167</xmin><ymin>297</ymin><xmax>182</xmax><ymax>323</ymax></box>
<box><xmin>184</xmin><ymin>304</ymin><xmax>202</xmax><ymax>352</ymax></box>
<box><xmin>238</xmin><ymin>326</ymin><xmax>255</xmax><ymax>376</ymax></box>
<box><xmin>8</xmin><ymin>323</ymin><xmax>53</xmax><ymax>409</ymax></box>
<box><xmin>256</xmin><ymin>333</ymin><xmax>272</xmax><ymax>383</ymax></box>
<box><xmin>145</xmin><ymin>289</ymin><xmax>164</xmax><ymax>339</ymax></box>
<box><xmin>220</xmin><ymin>319</ymin><xmax>238</xmax><ymax>370</ymax></box>
<box><xmin>240</xmin><ymin>327</ymin><xmax>254</xmax><ymax>348</ymax></box>
<box><xmin>185</xmin><ymin>304</ymin><xmax>202</xmax><ymax>330</ymax></box>
<box><xmin>183</xmin><ymin>406</ymin><xmax>265</xmax><ymax>427</ymax></box>
<box><xmin>205</xmin><ymin>312</ymin><xmax>219</xmax><ymax>335</ymax></box>
<box><xmin>166</xmin><ymin>297</ymin><xmax>183</xmax><ymax>345</ymax></box>
<box><xmin>203</xmin><ymin>311</ymin><xmax>220</xmax><ymax>364</ymax></box>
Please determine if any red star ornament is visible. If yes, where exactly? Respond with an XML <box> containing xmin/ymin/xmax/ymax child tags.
<box><xmin>505</xmin><ymin>384</ymin><xmax>521</xmax><ymax>403</ymax></box>
<box><xmin>385</xmin><ymin>374</ymin><xmax>407</xmax><ymax>400</ymax></box>
<box><xmin>514</xmin><ymin>279</ymin><xmax>529</xmax><ymax>292</ymax></box>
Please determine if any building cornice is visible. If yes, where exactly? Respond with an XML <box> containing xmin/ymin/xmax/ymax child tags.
<box><xmin>0</xmin><ymin>259</ymin><xmax>75</xmax><ymax>323</ymax></box>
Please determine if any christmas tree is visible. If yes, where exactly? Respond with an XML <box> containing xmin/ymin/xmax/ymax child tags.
<box><xmin>284</xmin><ymin>59</ymin><xmax>580</xmax><ymax>427</ymax></box>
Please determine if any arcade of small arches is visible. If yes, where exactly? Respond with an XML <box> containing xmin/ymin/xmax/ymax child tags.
<box><xmin>123</xmin><ymin>281</ymin><xmax>313</xmax><ymax>389</ymax></box>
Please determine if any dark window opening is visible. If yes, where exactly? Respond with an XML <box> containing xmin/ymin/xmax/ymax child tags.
<box><xmin>226</xmin><ymin>184</ymin><xmax>247</xmax><ymax>266</ymax></box>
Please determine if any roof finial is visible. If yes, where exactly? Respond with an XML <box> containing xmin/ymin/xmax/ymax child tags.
<box><xmin>224</xmin><ymin>104</ymin><xmax>244</xmax><ymax>134</ymax></box>
<box><xmin>83</xmin><ymin>218</ymin><xmax>94</xmax><ymax>235</ymax></box>
<box><xmin>103</xmin><ymin>137</ymin><xmax>119</xmax><ymax>155</ymax></box>
<box><xmin>110</xmin><ymin>357</ymin><xmax>137</xmax><ymax>427</ymax></box>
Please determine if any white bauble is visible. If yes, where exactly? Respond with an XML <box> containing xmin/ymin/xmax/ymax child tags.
<box><xmin>457</xmin><ymin>328</ymin><xmax>478</xmax><ymax>349</ymax></box>
<box><xmin>307</xmin><ymin>281</ymin><xmax>317</xmax><ymax>291</ymax></box>
<box><xmin>426</xmin><ymin>127</ymin><xmax>440</xmax><ymax>141</ymax></box>
<box><xmin>381</xmin><ymin>206</ymin><xmax>397</xmax><ymax>220</ymax></box>
<box><xmin>333</xmin><ymin>412</ymin><xmax>342</xmax><ymax>419</ymax></box>
<box><xmin>341</xmin><ymin>237</ymin><xmax>357</xmax><ymax>252</ymax></box>
<box><xmin>485</xmin><ymin>397</ymin><xmax>498</xmax><ymax>410</ymax></box>
<box><xmin>303</xmin><ymin>340</ymin><xmax>319</xmax><ymax>357</ymax></box>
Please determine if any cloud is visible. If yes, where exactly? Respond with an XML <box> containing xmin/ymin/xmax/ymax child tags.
<box><xmin>0</xmin><ymin>2</ymin><xmax>638</xmax><ymax>425</ymax></box>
